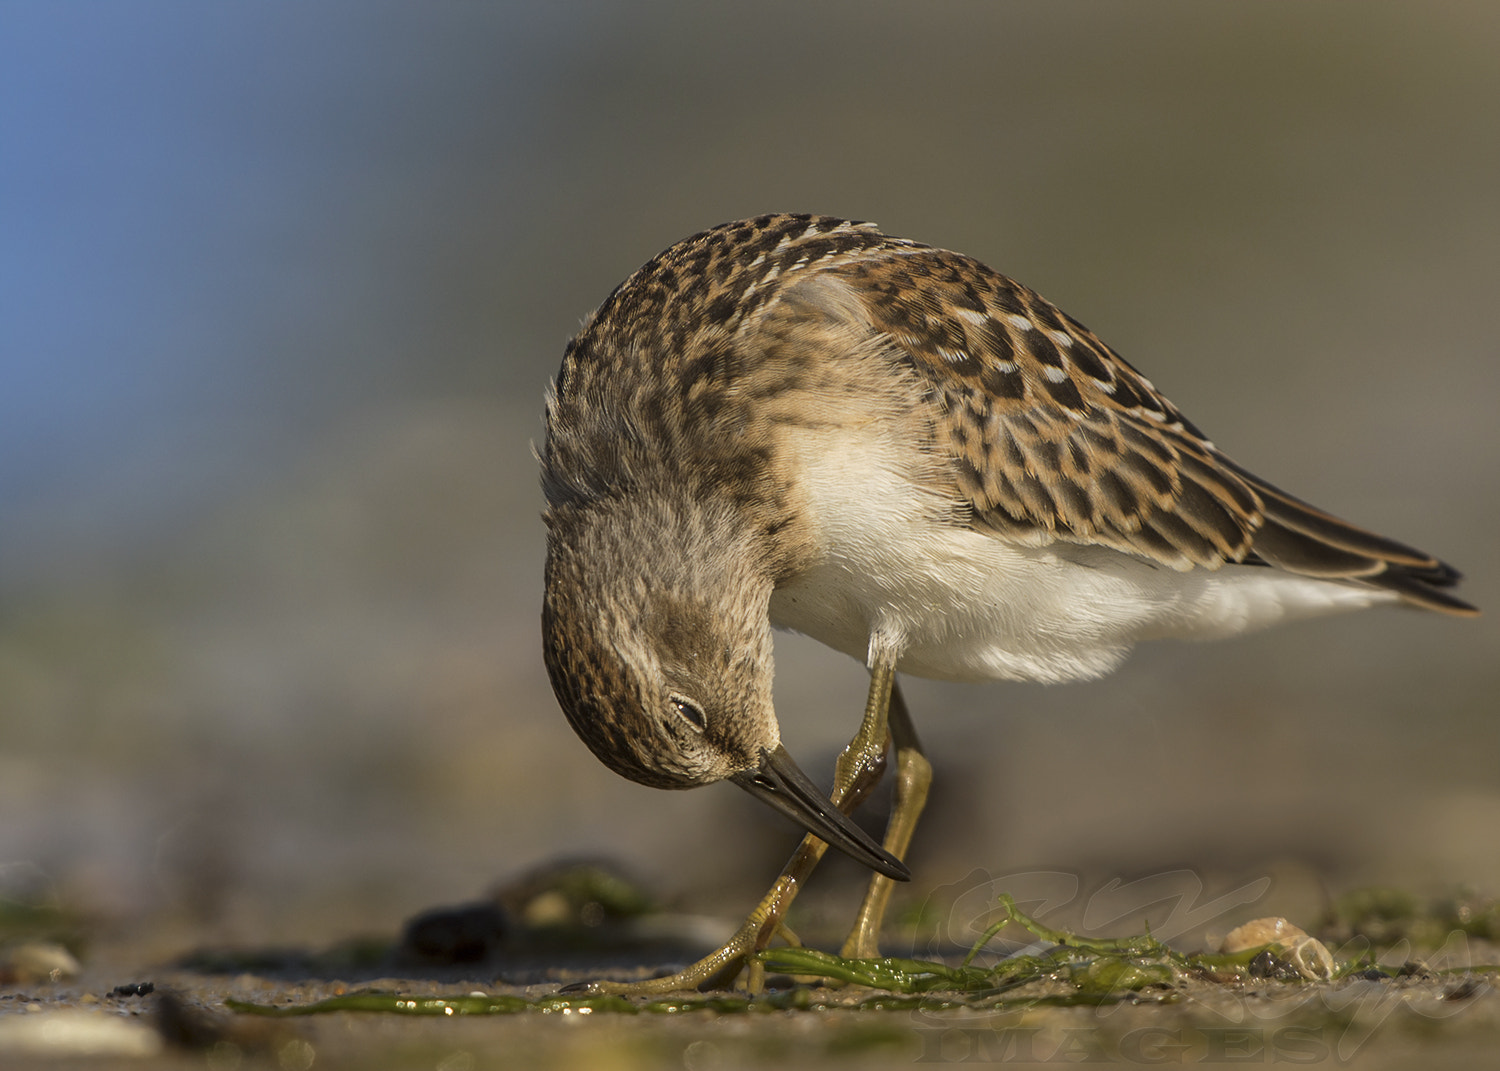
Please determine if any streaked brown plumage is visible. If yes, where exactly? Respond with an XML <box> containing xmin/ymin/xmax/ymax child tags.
<box><xmin>540</xmin><ymin>213</ymin><xmax>1474</xmax><ymax>992</ymax></box>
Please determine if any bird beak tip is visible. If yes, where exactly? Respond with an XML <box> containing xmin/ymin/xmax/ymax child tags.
<box><xmin>731</xmin><ymin>745</ymin><xmax>910</xmax><ymax>882</ymax></box>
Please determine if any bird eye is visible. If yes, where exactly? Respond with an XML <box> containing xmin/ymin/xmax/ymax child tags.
<box><xmin>669</xmin><ymin>695</ymin><xmax>707</xmax><ymax>732</ymax></box>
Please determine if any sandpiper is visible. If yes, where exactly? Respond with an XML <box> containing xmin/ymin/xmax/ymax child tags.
<box><xmin>540</xmin><ymin>213</ymin><xmax>1475</xmax><ymax>993</ymax></box>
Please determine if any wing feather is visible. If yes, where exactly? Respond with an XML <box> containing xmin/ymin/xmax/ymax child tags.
<box><xmin>828</xmin><ymin>247</ymin><xmax>1475</xmax><ymax>615</ymax></box>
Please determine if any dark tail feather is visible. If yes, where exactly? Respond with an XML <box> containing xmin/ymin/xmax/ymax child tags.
<box><xmin>1225</xmin><ymin>460</ymin><xmax>1478</xmax><ymax>617</ymax></box>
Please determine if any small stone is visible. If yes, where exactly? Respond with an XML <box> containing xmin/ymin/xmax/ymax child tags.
<box><xmin>0</xmin><ymin>1010</ymin><xmax>163</xmax><ymax>1057</ymax></box>
<box><xmin>1</xmin><ymin>943</ymin><xmax>82</xmax><ymax>984</ymax></box>
<box><xmin>401</xmin><ymin>903</ymin><xmax>508</xmax><ymax>963</ymax></box>
<box><xmin>111</xmin><ymin>982</ymin><xmax>156</xmax><ymax>998</ymax></box>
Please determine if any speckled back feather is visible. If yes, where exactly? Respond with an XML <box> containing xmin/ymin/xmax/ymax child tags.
<box><xmin>545</xmin><ymin>214</ymin><xmax>1474</xmax><ymax>617</ymax></box>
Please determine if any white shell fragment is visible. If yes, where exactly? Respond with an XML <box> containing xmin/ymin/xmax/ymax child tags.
<box><xmin>1220</xmin><ymin>916</ymin><xmax>1335</xmax><ymax>981</ymax></box>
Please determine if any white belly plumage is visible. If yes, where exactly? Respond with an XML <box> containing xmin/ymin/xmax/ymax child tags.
<box><xmin>769</xmin><ymin>529</ymin><xmax>1391</xmax><ymax>684</ymax></box>
<box><xmin>767</xmin><ymin>426</ymin><xmax>1393</xmax><ymax>685</ymax></box>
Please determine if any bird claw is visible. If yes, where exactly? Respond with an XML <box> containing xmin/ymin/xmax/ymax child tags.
<box><xmin>554</xmin><ymin>927</ymin><xmax>758</xmax><ymax>996</ymax></box>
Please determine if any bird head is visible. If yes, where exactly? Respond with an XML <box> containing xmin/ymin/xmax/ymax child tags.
<box><xmin>540</xmin><ymin>494</ymin><xmax>907</xmax><ymax>880</ymax></box>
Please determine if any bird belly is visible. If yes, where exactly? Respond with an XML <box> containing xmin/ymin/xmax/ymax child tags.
<box><xmin>768</xmin><ymin>427</ymin><xmax>1394</xmax><ymax>685</ymax></box>
<box><xmin>772</xmin><ymin>534</ymin><xmax>1393</xmax><ymax>684</ymax></box>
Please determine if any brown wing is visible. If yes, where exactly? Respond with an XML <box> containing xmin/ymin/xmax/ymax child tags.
<box><xmin>831</xmin><ymin>246</ymin><xmax>1475</xmax><ymax>615</ymax></box>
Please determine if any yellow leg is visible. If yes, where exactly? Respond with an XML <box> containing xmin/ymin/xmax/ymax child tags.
<box><xmin>840</xmin><ymin>679</ymin><xmax>931</xmax><ymax>960</ymax></box>
<box><xmin>568</xmin><ymin>659</ymin><xmax>901</xmax><ymax>995</ymax></box>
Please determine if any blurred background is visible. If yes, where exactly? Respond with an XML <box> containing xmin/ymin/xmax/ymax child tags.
<box><xmin>2</xmin><ymin>1</ymin><xmax>1496</xmax><ymax>955</ymax></box>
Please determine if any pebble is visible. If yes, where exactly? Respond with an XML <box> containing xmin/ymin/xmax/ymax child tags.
<box><xmin>0</xmin><ymin>1010</ymin><xmax>163</xmax><ymax>1057</ymax></box>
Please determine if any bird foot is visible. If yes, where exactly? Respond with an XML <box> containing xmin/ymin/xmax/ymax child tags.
<box><xmin>558</xmin><ymin>916</ymin><xmax>770</xmax><ymax>995</ymax></box>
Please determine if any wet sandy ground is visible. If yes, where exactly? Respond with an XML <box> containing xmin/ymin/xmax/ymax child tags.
<box><xmin>4</xmin><ymin>876</ymin><xmax>1497</xmax><ymax>1071</ymax></box>
<box><xmin>2</xmin><ymin>953</ymin><xmax>1497</xmax><ymax>1070</ymax></box>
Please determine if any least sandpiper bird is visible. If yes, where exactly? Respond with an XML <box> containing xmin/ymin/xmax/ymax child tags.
<box><xmin>540</xmin><ymin>214</ymin><xmax>1475</xmax><ymax>993</ymax></box>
